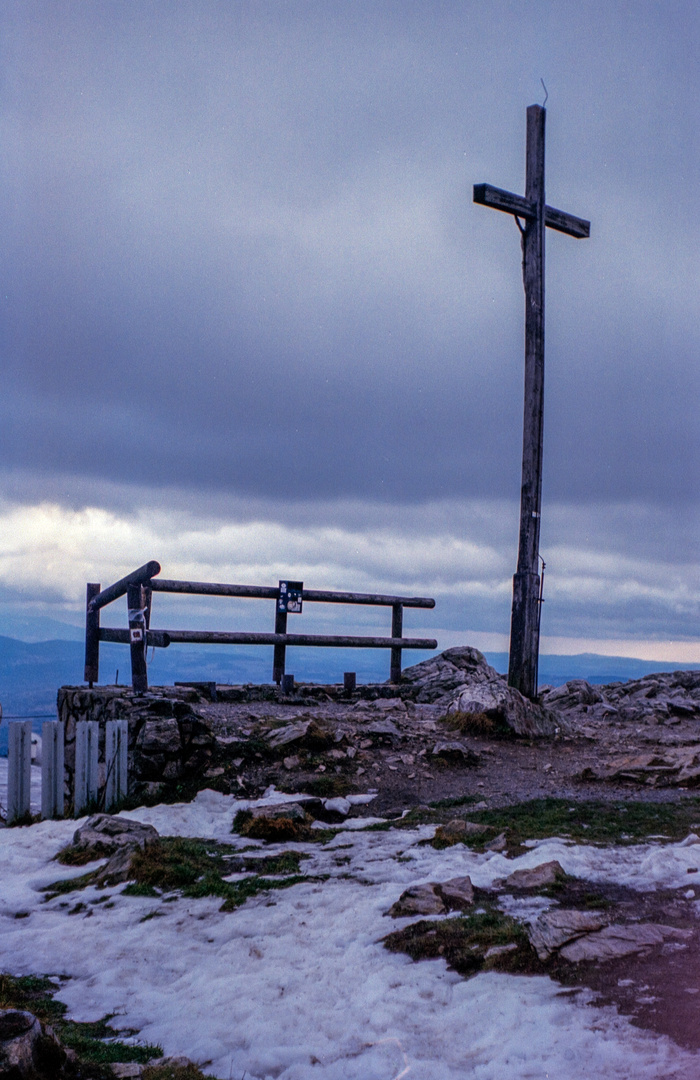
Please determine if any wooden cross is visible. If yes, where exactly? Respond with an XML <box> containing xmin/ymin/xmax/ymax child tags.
<box><xmin>473</xmin><ymin>105</ymin><xmax>590</xmax><ymax>700</ymax></box>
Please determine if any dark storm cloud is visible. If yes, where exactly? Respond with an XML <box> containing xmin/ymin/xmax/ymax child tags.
<box><xmin>1</xmin><ymin>0</ymin><xmax>698</xmax><ymax>507</ymax></box>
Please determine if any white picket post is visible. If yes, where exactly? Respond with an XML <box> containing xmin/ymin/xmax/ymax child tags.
<box><xmin>104</xmin><ymin>719</ymin><xmax>128</xmax><ymax>811</ymax></box>
<box><xmin>8</xmin><ymin>721</ymin><xmax>32</xmax><ymax>824</ymax></box>
<box><xmin>41</xmin><ymin>721</ymin><xmax>65</xmax><ymax>820</ymax></box>
<box><xmin>74</xmin><ymin>720</ymin><xmax>99</xmax><ymax>817</ymax></box>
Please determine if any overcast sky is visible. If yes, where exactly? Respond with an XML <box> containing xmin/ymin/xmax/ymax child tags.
<box><xmin>1</xmin><ymin>1</ymin><xmax>698</xmax><ymax>660</ymax></box>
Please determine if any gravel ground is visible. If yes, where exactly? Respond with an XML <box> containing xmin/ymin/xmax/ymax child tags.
<box><xmin>190</xmin><ymin>691</ymin><xmax>700</xmax><ymax>811</ymax></box>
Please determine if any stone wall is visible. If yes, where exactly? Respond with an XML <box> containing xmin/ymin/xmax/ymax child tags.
<box><xmin>57</xmin><ymin>686</ymin><xmax>216</xmax><ymax>807</ymax></box>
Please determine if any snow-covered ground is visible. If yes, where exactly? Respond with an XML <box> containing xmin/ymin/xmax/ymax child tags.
<box><xmin>2</xmin><ymin>777</ymin><xmax>700</xmax><ymax>1079</ymax></box>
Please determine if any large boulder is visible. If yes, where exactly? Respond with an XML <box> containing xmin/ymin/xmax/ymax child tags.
<box><xmin>57</xmin><ymin>815</ymin><xmax>160</xmax><ymax>886</ymax></box>
<box><xmin>400</xmin><ymin>647</ymin><xmax>502</xmax><ymax>703</ymax></box>
<box><xmin>71</xmin><ymin>814</ymin><xmax>159</xmax><ymax>857</ymax></box>
<box><xmin>401</xmin><ymin>647</ymin><xmax>557</xmax><ymax>737</ymax></box>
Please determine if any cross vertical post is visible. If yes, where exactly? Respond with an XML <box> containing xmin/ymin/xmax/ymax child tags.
<box><xmin>473</xmin><ymin>104</ymin><xmax>590</xmax><ymax>700</ymax></box>
<box><xmin>511</xmin><ymin>104</ymin><xmax>545</xmax><ymax>699</ymax></box>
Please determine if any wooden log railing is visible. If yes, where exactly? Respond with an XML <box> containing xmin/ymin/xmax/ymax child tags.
<box><xmin>85</xmin><ymin>563</ymin><xmax>437</xmax><ymax>692</ymax></box>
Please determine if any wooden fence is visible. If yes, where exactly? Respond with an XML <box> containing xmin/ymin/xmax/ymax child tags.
<box><xmin>84</xmin><ymin>561</ymin><xmax>437</xmax><ymax>692</ymax></box>
<box><xmin>4</xmin><ymin>719</ymin><xmax>127</xmax><ymax>824</ymax></box>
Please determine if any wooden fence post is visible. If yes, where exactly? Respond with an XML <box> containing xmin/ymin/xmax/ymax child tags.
<box><xmin>272</xmin><ymin>604</ymin><xmax>287</xmax><ymax>685</ymax></box>
<box><xmin>128</xmin><ymin>583</ymin><xmax>149</xmax><ymax>693</ymax></box>
<box><xmin>84</xmin><ymin>582</ymin><xmax>101</xmax><ymax>686</ymax></box>
<box><xmin>105</xmin><ymin>719</ymin><xmax>128</xmax><ymax>811</ymax></box>
<box><xmin>41</xmin><ymin>721</ymin><xmax>64</xmax><ymax>820</ymax></box>
<box><xmin>74</xmin><ymin>721</ymin><xmax>99</xmax><ymax>816</ymax></box>
<box><xmin>7</xmin><ymin>721</ymin><xmax>32</xmax><ymax>824</ymax></box>
<box><xmin>390</xmin><ymin>604</ymin><xmax>403</xmax><ymax>683</ymax></box>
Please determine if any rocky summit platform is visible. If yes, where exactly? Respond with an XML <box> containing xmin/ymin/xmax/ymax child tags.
<box><xmin>56</xmin><ymin>647</ymin><xmax>700</xmax><ymax>814</ymax></box>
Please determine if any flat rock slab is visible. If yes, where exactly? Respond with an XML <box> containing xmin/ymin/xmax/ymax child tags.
<box><xmin>430</xmin><ymin>741</ymin><xmax>480</xmax><ymax>765</ymax></box>
<box><xmin>433</xmin><ymin>819</ymin><xmax>491</xmax><ymax>845</ymax></box>
<box><xmin>501</xmin><ymin>860</ymin><xmax>565</xmax><ymax>890</ymax></box>
<box><xmin>71</xmin><ymin>814</ymin><xmax>159</xmax><ymax>855</ymax></box>
<box><xmin>580</xmin><ymin>747</ymin><xmax>700</xmax><ymax>787</ymax></box>
<box><xmin>266</xmin><ymin>719</ymin><xmax>333</xmax><ymax>751</ymax></box>
<box><xmin>388</xmin><ymin>876</ymin><xmax>474</xmax><ymax>917</ymax></box>
<box><xmin>529</xmin><ymin>908</ymin><xmax>610</xmax><ymax>960</ymax></box>
<box><xmin>560</xmin><ymin>923</ymin><xmax>692</xmax><ymax>963</ymax></box>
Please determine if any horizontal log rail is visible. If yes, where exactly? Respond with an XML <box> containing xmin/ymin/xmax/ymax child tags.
<box><xmin>150</xmin><ymin>578</ymin><xmax>435</xmax><ymax>608</ymax></box>
<box><xmin>99</xmin><ymin>628</ymin><xmax>437</xmax><ymax>650</ymax></box>
<box><xmin>85</xmin><ymin>562</ymin><xmax>437</xmax><ymax>692</ymax></box>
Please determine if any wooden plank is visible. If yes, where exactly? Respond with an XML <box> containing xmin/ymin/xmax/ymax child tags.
<box><xmin>474</xmin><ymin>188</ymin><xmax>588</xmax><ymax>238</ymax></box>
<box><xmin>473</xmin><ymin>183</ymin><xmax>535</xmax><ymax>220</ymax></box>
<box><xmin>89</xmin><ymin>561</ymin><xmax>161</xmax><ymax>612</ymax></box>
<box><xmin>151</xmin><ymin>578</ymin><xmax>435</xmax><ymax>608</ymax></box>
<box><xmin>544</xmin><ymin>205</ymin><xmax>590</xmax><ymax>239</ymax></box>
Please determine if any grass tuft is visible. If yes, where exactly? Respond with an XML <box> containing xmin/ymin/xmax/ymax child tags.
<box><xmin>0</xmin><ymin>973</ymin><xmax>162</xmax><ymax>1073</ymax></box>
<box><xmin>441</xmin><ymin>710</ymin><xmax>497</xmax><ymax>736</ymax></box>
<box><xmin>464</xmin><ymin>797</ymin><xmax>700</xmax><ymax>850</ymax></box>
<box><xmin>383</xmin><ymin>909</ymin><xmax>535</xmax><ymax>977</ymax></box>
<box><xmin>126</xmin><ymin>837</ymin><xmax>316</xmax><ymax>910</ymax></box>
<box><xmin>142</xmin><ymin>1065</ymin><xmax>210</xmax><ymax>1080</ymax></box>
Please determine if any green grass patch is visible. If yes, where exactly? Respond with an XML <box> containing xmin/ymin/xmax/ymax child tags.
<box><xmin>126</xmin><ymin>837</ymin><xmax>317</xmax><ymax>910</ymax></box>
<box><xmin>383</xmin><ymin>909</ymin><xmax>536</xmax><ymax>978</ymax></box>
<box><xmin>122</xmin><ymin>882</ymin><xmax>161</xmax><ymax>897</ymax></box>
<box><xmin>218</xmin><ymin>874</ymin><xmax>321</xmax><ymax>912</ymax></box>
<box><xmin>44</xmin><ymin>838</ymin><xmax>313</xmax><ymax>907</ymax></box>
<box><xmin>428</xmin><ymin>795</ymin><xmax>478</xmax><ymax>810</ymax></box>
<box><xmin>0</xmin><ymin>973</ymin><xmax>162</xmax><ymax>1074</ymax></box>
<box><xmin>42</xmin><ymin>869</ymin><xmax>100</xmax><ymax>898</ymax></box>
<box><xmin>55</xmin><ymin>845</ymin><xmax>103</xmax><ymax>866</ymax></box>
<box><xmin>142</xmin><ymin>1064</ymin><xmax>210</xmax><ymax>1080</ymax></box>
<box><xmin>353</xmin><ymin>795</ymin><xmax>700</xmax><ymax>850</ymax></box>
<box><xmin>463</xmin><ymin>797</ymin><xmax>700</xmax><ymax>849</ymax></box>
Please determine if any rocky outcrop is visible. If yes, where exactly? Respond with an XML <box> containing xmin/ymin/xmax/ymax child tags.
<box><xmin>580</xmin><ymin>747</ymin><xmax>700</xmax><ymax>787</ymax></box>
<box><xmin>0</xmin><ymin>1009</ymin><xmax>71</xmax><ymax>1080</ymax></box>
<box><xmin>540</xmin><ymin>670</ymin><xmax>700</xmax><ymax>727</ymax></box>
<box><xmin>401</xmin><ymin>648</ymin><xmax>557</xmax><ymax>737</ymax></box>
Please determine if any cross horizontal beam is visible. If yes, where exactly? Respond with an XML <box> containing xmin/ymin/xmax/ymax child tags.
<box><xmin>473</xmin><ymin>183</ymin><xmax>590</xmax><ymax>239</ymax></box>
